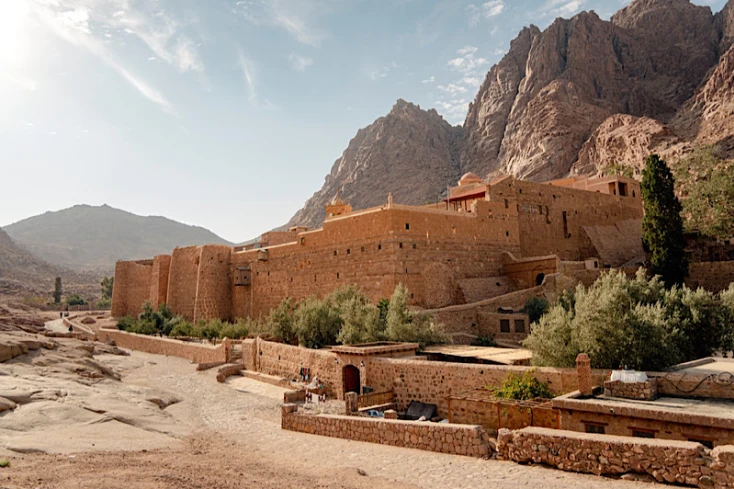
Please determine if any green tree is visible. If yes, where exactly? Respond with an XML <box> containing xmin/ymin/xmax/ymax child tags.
<box><xmin>268</xmin><ymin>298</ymin><xmax>298</xmax><ymax>344</ymax></box>
<box><xmin>66</xmin><ymin>294</ymin><xmax>87</xmax><ymax>306</ymax></box>
<box><xmin>53</xmin><ymin>277</ymin><xmax>62</xmax><ymax>304</ymax></box>
<box><xmin>521</xmin><ymin>297</ymin><xmax>549</xmax><ymax>324</ymax></box>
<box><xmin>293</xmin><ymin>296</ymin><xmax>342</xmax><ymax>348</ymax></box>
<box><xmin>385</xmin><ymin>283</ymin><xmax>446</xmax><ymax>348</ymax></box>
<box><xmin>641</xmin><ymin>154</ymin><xmax>689</xmax><ymax>287</ymax></box>
<box><xmin>524</xmin><ymin>269</ymin><xmax>731</xmax><ymax>371</ymax></box>
<box><xmin>100</xmin><ymin>276</ymin><xmax>114</xmax><ymax>299</ymax></box>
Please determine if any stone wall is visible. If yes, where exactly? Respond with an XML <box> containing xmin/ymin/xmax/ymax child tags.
<box><xmin>447</xmin><ymin>393</ymin><xmax>558</xmax><ymax>433</ymax></box>
<box><xmin>255</xmin><ymin>340</ymin><xmax>340</xmax><ymax>396</ymax></box>
<box><xmin>497</xmin><ymin>427</ymin><xmax>734</xmax><ymax>488</ymax></box>
<box><xmin>166</xmin><ymin>246</ymin><xmax>200</xmax><ymax>320</ymax></box>
<box><xmin>687</xmin><ymin>261</ymin><xmax>734</xmax><ymax>293</ymax></box>
<box><xmin>110</xmin><ymin>260</ymin><xmax>153</xmax><ymax>317</ymax></box>
<box><xmin>604</xmin><ymin>379</ymin><xmax>658</xmax><ymax>400</ymax></box>
<box><xmin>99</xmin><ymin>328</ymin><xmax>228</xmax><ymax>364</ymax></box>
<box><xmin>281</xmin><ymin>404</ymin><xmax>492</xmax><ymax>458</ymax></box>
<box><xmin>193</xmin><ymin>245</ymin><xmax>233</xmax><ymax>322</ymax></box>
<box><xmin>366</xmin><ymin>357</ymin><xmax>601</xmax><ymax>417</ymax></box>
<box><xmin>149</xmin><ymin>255</ymin><xmax>171</xmax><ymax>309</ymax></box>
<box><xmin>430</xmin><ymin>306</ymin><xmax>531</xmax><ymax>343</ymax></box>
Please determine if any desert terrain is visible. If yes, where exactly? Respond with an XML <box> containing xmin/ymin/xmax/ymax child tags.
<box><xmin>0</xmin><ymin>308</ymin><xmax>652</xmax><ymax>489</ymax></box>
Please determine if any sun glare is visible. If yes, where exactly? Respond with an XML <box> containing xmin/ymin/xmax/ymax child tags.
<box><xmin>0</xmin><ymin>0</ymin><xmax>30</xmax><ymax>65</ymax></box>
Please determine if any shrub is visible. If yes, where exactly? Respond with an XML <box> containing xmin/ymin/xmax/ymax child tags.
<box><xmin>385</xmin><ymin>284</ymin><xmax>447</xmax><ymax>348</ymax></box>
<box><xmin>66</xmin><ymin>294</ymin><xmax>87</xmax><ymax>306</ymax></box>
<box><xmin>490</xmin><ymin>370</ymin><xmax>554</xmax><ymax>401</ymax></box>
<box><xmin>524</xmin><ymin>269</ymin><xmax>733</xmax><ymax>370</ymax></box>
<box><xmin>95</xmin><ymin>297</ymin><xmax>112</xmax><ymax>309</ymax></box>
<box><xmin>220</xmin><ymin>320</ymin><xmax>249</xmax><ymax>339</ymax></box>
<box><xmin>169</xmin><ymin>320</ymin><xmax>194</xmax><ymax>337</ymax></box>
<box><xmin>294</xmin><ymin>296</ymin><xmax>342</xmax><ymax>348</ymax></box>
<box><xmin>0</xmin><ymin>459</ymin><xmax>9</xmax><ymax>468</ymax></box>
<box><xmin>268</xmin><ymin>298</ymin><xmax>297</xmax><ymax>344</ymax></box>
<box><xmin>116</xmin><ymin>316</ymin><xmax>136</xmax><ymax>331</ymax></box>
<box><xmin>131</xmin><ymin>319</ymin><xmax>158</xmax><ymax>335</ymax></box>
<box><xmin>472</xmin><ymin>334</ymin><xmax>497</xmax><ymax>347</ymax></box>
<box><xmin>521</xmin><ymin>297</ymin><xmax>549</xmax><ymax>324</ymax></box>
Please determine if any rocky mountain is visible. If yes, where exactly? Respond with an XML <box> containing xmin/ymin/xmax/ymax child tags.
<box><xmin>287</xmin><ymin>0</ymin><xmax>734</xmax><ymax>230</ymax></box>
<box><xmin>4</xmin><ymin>205</ymin><xmax>232</xmax><ymax>272</ymax></box>
<box><xmin>0</xmin><ymin>228</ymin><xmax>95</xmax><ymax>297</ymax></box>
<box><xmin>286</xmin><ymin>100</ymin><xmax>463</xmax><ymax>229</ymax></box>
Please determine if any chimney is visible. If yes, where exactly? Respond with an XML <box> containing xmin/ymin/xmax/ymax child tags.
<box><xmin>576</xmin><ymin>353</ymin><xmax>593</xmax><ymax>396</ymax></box>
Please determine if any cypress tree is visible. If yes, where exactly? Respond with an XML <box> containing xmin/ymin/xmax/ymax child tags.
<box><xmin>53</xmin><ymin>277</ymin><xmax>62</xmax><ymax>304</ymax></box>
<box><xmin>641</xmin><ymin>154</ymin><xmax>688</xmax><ymax>287</ymax></box>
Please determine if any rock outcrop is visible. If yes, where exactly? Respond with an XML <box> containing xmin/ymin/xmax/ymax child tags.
<box><xmin>285</xmin><ymin>100</ymin><xmax>463</xmax><ymax>229</ymax></box>
<box><xmin>288</xmin><ymin>0</ymin><xmax>734</xmax><ymax>229</ymax></box>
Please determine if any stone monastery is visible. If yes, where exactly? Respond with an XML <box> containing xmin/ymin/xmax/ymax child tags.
<box><xmin>112</xmin><ymin>173</ymin><xmax>643</xmax><ymax>322</ymax></box>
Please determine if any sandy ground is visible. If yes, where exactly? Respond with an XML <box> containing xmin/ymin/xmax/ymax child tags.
<box><xmin>0</xmin><ymin>337</ymin><xmax>655</xmax><ymax>489</ymax></box>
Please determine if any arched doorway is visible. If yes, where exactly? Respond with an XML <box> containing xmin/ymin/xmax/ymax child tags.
<box><xmin>343</xmin><ymin>365</ymin><xmax>361</xmax><ymax>395</ymax></box>
<box><xmin>535</xmin><ymin>273</ymin><xmax>545</xmax><ymax>286</ymax></box>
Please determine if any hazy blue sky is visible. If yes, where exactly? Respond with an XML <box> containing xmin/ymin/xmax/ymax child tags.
<box><xmin>0</xmin><ymin>0</ymin><xmax>726</xmax><ymax>242</ymax></box>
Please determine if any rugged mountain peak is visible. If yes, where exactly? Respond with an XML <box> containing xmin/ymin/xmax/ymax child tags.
<box><xmin>286</xmin><ymin>100</ymin><xmax>463</xmax><ymax>229</ymax></box>
<box><xmin>716</xmin><ymin>0</ymin><xmax>734</xmax><ymax>53</ymax></box>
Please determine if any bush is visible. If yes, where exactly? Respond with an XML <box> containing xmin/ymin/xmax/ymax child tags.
<box><xmin>220</xmin><ymin>320</ymin><xmax>249</xmax><ymax>339</ymax></box>
<box><xmin>116</xmin><ymin>316</ymin><xmax>136</xmax><ymax>331</ymax></box>
<box><xmin>521</xmin><ymin>297</ymin><xmax>549</xmax><ymax>324</ymax></box>
<box><xmin>131</xmin><ymin>319</ymin><xmax>158</xmax><ymax>335</ymax></box>
<box><xmin>385</xmin><ymin>284</ymin><xmax>447</xmax><ymax>348</ymax></box>
<box><xmin>524</xmin><ymin>269</ymin><xmax>734</xmax><ymax>370</ymax></box>
<box><xmin>490</xmin><ymin>370</ymin><xmax>554</xmax><ymax>401</ymax></box>
<box><xmin>169</xmin><ymin>319</ymin><xmax>194</xmax><ymax>337</ymax></box>
<box><xmin>0</xmin><ymin>459</ymin><xmax>9</xmax><ymax>468</ymax></box>
<box><xmin>472</xmin><ymin>334</ymin><xmax>497</xmax><ymax>347</ymax></box>
<box><xmin>95</xmin><ymin>297</ymin><xmax>112</xmax><ymax>309</ymax></box>
<box><xmin>268</xmin><ymin>298</ymin><xmax>297</xmax><ymax>344</ymax></box>
<box><xmin>294</xmin><ymin>296</ymin><xmax>342</xmax><ymax>348</ymax></box>
<box><xmin>66</xmin><ymin>294</ymin><xmax>87</xmax><ymax>306</ymax></box>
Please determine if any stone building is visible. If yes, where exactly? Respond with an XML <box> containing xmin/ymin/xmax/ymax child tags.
<box><xmin>111</xmin><ymin>173</ymin><xmax>643</xmax><ymax>322</ymax></box>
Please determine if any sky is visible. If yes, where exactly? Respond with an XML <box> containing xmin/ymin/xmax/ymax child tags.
<box><xmin>0</xmin><ymin>0</ymin><xmax>727</xmax><ymax>243</ymax></box>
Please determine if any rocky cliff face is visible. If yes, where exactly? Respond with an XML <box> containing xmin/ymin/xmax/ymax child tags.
<box><xmin>462</xmin><ymin>0</ymin><xmax>722</xmax><ymax>180</ymax></box>
<box><xmin>288</xmin><ymin>0</ymin><xmax>734</xmax><ymax>229</ymax></box>
<box><xmin>285</xmin><ymin>100</ymin><xmax>463</xmax><ymax>229</ymax></box>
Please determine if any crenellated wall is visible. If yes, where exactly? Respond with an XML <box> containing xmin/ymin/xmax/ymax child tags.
<box><xmin>149</xmin><ymin>255</ymin><xmax>171</xmax><ymax>309</ymax></box>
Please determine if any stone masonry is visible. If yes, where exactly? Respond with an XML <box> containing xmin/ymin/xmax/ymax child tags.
<box><xmin>604</xmin><ymin>379</ymin><xmax>658</xmax><ymax>400</ymax></box>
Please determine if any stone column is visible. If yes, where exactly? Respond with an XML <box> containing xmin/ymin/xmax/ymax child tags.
<box><xmin>345</xmin><ymin>392</ymin><xmax>358</xmax><ymax>415</ymax></box>
<box><xmin>576</xmin><ymin>353</ymin><xmax>592</xmax><ymax>396</ymax></box>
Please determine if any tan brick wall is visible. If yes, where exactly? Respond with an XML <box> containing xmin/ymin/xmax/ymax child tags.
<box><xmin>166</xmin><ymin>246</ymin><xmax>200</xmax><ymax>320</ymax></box>
<box><xmin>193</xmin><ymin>245</ymin><xmax>233</xmax><ymax>322</ymax></box>
<box><xmin>497</xmin><ymin>427</ymin><xmax>733</xmax><ymax>487</ymax></box>
<box><xmin>448</xmin><ymin>396</ymin><xmax>558</xmax><ymax>433</ymax></box>
<box><xmin>282</xmin><ymin>408</ymin><xmax>492</xmax><ymax>458</ymax></box>
<box><xmin>366</xmin><ymin>357</ymin><xmax>600</xmax><ymax>417</ymax></box>
<box><xmin>149</xmin><ymin>255</ymin><xmax>171</xmax><ymax>309</ymax></box>
<box><xmin>256</xmin><ymin>340</ymin><xmax>340</xmax><ymax>396</ymax></box>
<box><xmin>99</xmin><ymin>328</ymin><xmax>228</xmax><ymax>364</ymax></box>
<box><xmin>687</xmin><ymin>261</ymin><xmax>734</xmax><ymax>293</ymax></box>
<box><xmin>111</xmin><ymin>260</ymin><xmax>153</xmax><ymax>317</ymax></box>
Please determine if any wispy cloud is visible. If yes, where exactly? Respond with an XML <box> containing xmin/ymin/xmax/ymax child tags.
<box><xmin>233</xmin><ymin>0</ymin><xmax>337</xmax><ymax>47</ymax></box>
<box><xmin>288</xmin><ymin>53</ymin><xmax>313</xmax><ymax>71</ymax></box>
<box><xmin>467</xmin><ymin>0</ymin><xmax>505</xmax><ymax>27</ymax></box>
<box><xmin>237</xmin><ymin>48</ymin><xmax>279</xmax><ymax>110</ymax></box>
<box><xmin>369</xmin><ymin>63</ymin><xmax>399</xmax><ymax>81</ymax></box>
<box><xmin>421</xmin><ymin>76</ymin><xmax>435</xmax><ymax>84</ymax></box>
<box><xmin>539</xmin><ymin>0</ymin><xmax>587</xmax><ymax>17</ymax></box>
<box><xmin>33</xmin><ymin>1</ymin><xmax>175</xmax><ymax>114</ymax></box>
<box><xmin>432</xmin><ymin>45</ymin><xmax>490</xmax><ymax>124</ymax></box>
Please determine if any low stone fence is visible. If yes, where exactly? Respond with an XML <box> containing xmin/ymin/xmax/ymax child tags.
<box><xmin>497</xmin><ymin>427</ymin><xmax>734</xmax><ymax>488</ymax></box>
<box><xmin>216</xmin><ymin>364</ymin><xmax>244</xmax><ymax>383</ymax></box>
<box><xmin>99</xmin><ymin>328</ymin><xmax>229</xmax><ymax>364</ymax></box>
<box><xmin>448</xmin><ymin>391</ymin><xmax>557</xmax><ymax>434</ymax></box>
<box><xmin>282</xmin><ymin>404</ymin><xmax>492</xmax><ymax>458</ymax></box>
<box><xmin>604</xmin><ymin>379</ymin><xmax>657</xmax><ymax>400</ymax></box>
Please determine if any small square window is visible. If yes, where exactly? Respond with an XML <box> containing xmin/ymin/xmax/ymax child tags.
<box><xmin>585</xmin><ymin>423</ymin><xmax>605</xmax><ymax>434</ymax></box>
<box><xmin>378</xmin><ymin>244</ymin><xmax>381</xmax><ymax>250</ymax></box>
<box><xmin>632</xmin><ymin>430</ymin><xmax>655</xmax><ymax>439</ymax></box>
<box><xmin>334</xmin><ymin>250</ymin><xmax>337</xmax><ymax>256</ymax></box>
<box><xmin>514</xmin><ymin>319</ymin><xmax>525</xmax><ymax>333</ymax></box>
<box><xmin>347</xmin><ymin>249</ymin><xmax>350</xmax><ymax>255</ymax></box>
<box><xmin>405</xmin><ymin>223</ymin><xmax>410</xmax><ymax>230</ymax></box>
<box><xmin>412</xmin><ymin>243</ymin><xmax>417</xmax><ymax>249</ymax></box>
<box><xmin>500</xmin><ymin>319</ymin><xmax>510</xmax><ymax>333</ymax></box>
<box><xmin>361</xmin><ymin>246</ymin><xmax>365</xmax><ymax>252</ymax></box>
<box><xmin>399</xmin><ymin>243</ymin><xmax>403</xmax><ymax>248</ymax></box>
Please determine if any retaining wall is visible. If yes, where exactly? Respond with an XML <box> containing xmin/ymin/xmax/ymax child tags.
<box><xmin>497</xmin><ymin>427</ymin><xmax>734</xmax><ymax>488</ymax></box>
<box><xmin>281</xmin><ymin>404</ymin><xmax>492</xmax><ymax>458</ymax></box>
<box><xmin>99</xmin><ymin>328</ymin><xmax>228</xmax><ymax>364</ymax></box>
<box><xmin>256</xmin><ymin>340</ymin><xmax>340</xmax><ymax>396</ymax></box>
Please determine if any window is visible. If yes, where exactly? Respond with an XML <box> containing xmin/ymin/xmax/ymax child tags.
<box><xmin>505</xmin><ymin>231</ymin><xmax>510</xmax><ymax>237</ymax></box>
<box><xmin>234</xmin><ymin>267</ymin><xmax>251</xmax><ymax>286</ymax></box>
<box><xmin>399</xmin><ymin>242</ymin><xmax>403</xmax><ymax>248</ymax></box>
<box><xmin>619</xmin><ymin>182</ymin><xmax>628</xmax><ymax>197</ymax></box>
<box><xmin>500</xmin><ymin>319</ymin><xmax>510</xmax><ymax>333</ymax></box>
<box><xmin>504</xmin><ymin>199</ymin><xmax>509</xmax><ymax>209</ymax></box>
<box><xmin>632</xmin><ymin>429</ymin><xmax>655</xmax><ymax>439</ymax></box>
<box><xmin>689</xmin><ymin>439</ymin><xmax>714</xmax><ymax>449</ymax></box>
<box><xmin>334</xmin><ymin>250</ymin><xmax>337</xmax><ymax>256</ymax></box>
<box><xmin>562</xmin><ymin>211</ymin><xmax>569</xmax><ymax>238</ymax></box>
<box><xmin>347</xmin><ymin>248</ymin><xmax>351</xmax><ymax>255</ymax></box>
<box><xmin>337</xmin><ymin>273</ymin><xmax>340</xmax><ymax>279</ymax></box>
<box><xmin>378</xmin><ymin>244</ymin><xmax>382</xmax><ymax>250</ymax></box>
<box><xmin>585</xmin><ymin>423</ymin><xmax>605</xmax><ymax>434</ymax></box>
<box><xmin>514</xmin><ymin>319</ymin><xmax>526</xmax><ymax>333</ymax></box>
<box><xmin>412</xmin><ymin>243</ymin><xmax>417</xmax><ymax>249</ymax></box>
<box><xmin>405</xmin><ymin>223</ymin><xmax>410</xmax><ymax>230</ymax></box>
<box><xmin>361</xmin><ymin>246</ymin><xmax>365</xmax><ymax>252</ymax></box>
<box><xmin>300</xmin><ymin>237</ymin><xmax>305</xmax><ymax>245</ymax></box>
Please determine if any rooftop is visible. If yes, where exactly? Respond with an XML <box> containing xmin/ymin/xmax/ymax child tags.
<box><xmin>424</xmin><ymin>345</ymin><xmax>532</xmax><ymax>366</ymax></box>
<box><xmin>330</xmin><ymin>341</ymin><xmax>419</xmax><ymax>356</ymax></box>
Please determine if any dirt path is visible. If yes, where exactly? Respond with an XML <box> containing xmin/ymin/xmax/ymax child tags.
<box><xmin>2</xmin><ymin>351</ymin><xmax>653</xmax><ymax>489</ymax></box>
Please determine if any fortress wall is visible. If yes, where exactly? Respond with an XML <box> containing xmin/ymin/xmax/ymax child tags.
<box><xmin>193</xmin><ymin>245</ymin><xmax>233</xmax><ymax>322</ymax></box>
<box><xmin>110</xmin><ymin>260</ymin><xmax>153</xmax><ymax>317</ymax></box>
<box><xmin>687</xmin><ymin>261</ymin><xmax>734</xmax><ymax>293</ymax></box>
<box><xmin>166</xmin><ymin>246</ymin><xmax>200</xmax><ymax>320</ymax></box>
<box><xmin>487</xmin><ymin>178</ymin><xmax>643</xmax><ymax>262</ymax></box>
<box><xmin>149</xmin><ymin>255</ymin><xmax>171</xmax><ymax>308</ymax></box>
<box><xmin>502</xmin><ymin>255</ymin><xmax>560</xmax><ymax>288</ymax></box>
<box><xmin>230</xmin><ymin>207</ymin><xmax>524</xmax><ymax>318</ymax></box>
